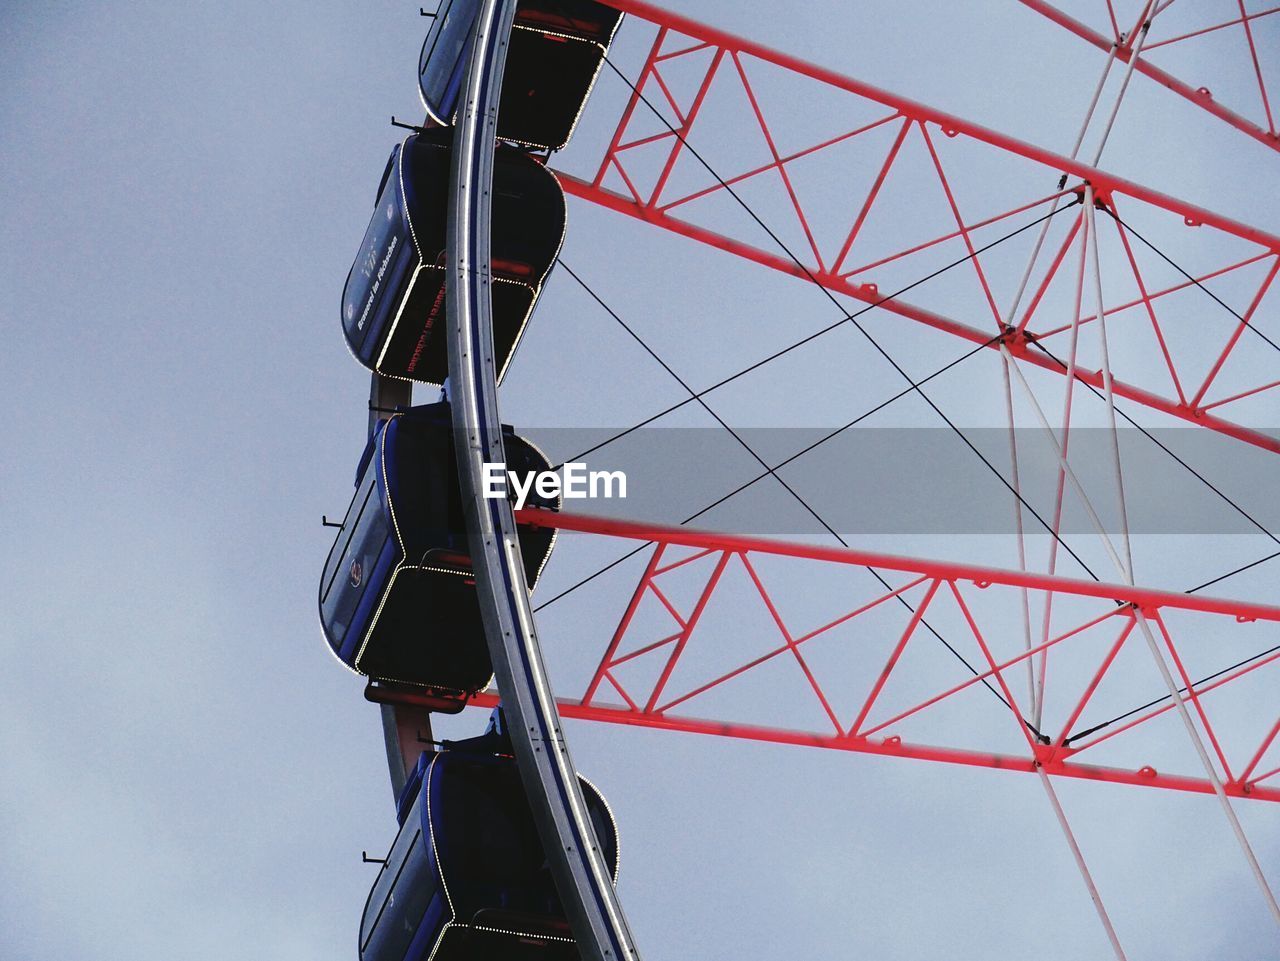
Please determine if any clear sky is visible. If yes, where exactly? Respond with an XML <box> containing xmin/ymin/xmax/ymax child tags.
<box><xmin>2</xmin><ymin>1</ymin><xmax>1278</xmax><ymax>959</ymax></box>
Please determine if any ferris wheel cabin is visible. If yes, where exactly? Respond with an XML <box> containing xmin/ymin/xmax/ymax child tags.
<box><xmin>318</xmin><ymin>403</ymin><xmax>558</xmax><ymax>694</ymax></box>
<box><xmin>419</xmin><ymin>0</ymin><xmax>622</xmax><ymax>150</ymax></box>
<box><xmin>342</xmin><ymin>130</ymin><xmax>565</xmax><ymax>385</ymax></box>
<box><xmin>360</xmin><ymin>749</ymin><xmax>619</xmax><ymax>961</ymax></box>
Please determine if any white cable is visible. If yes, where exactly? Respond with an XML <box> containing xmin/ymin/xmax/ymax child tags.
<box><xmin>1084</xmin><ymin>188</ymin><xmax>1135</xmax><ymax>582</ymax></box>
<box><xmin>1006</xmin><ymin>345</ymin><xmax>1280</xmax><ymax>923</ymax></box>
<box><xmin>1008</xmin><ymin>3</ymin><xmax>1241</xmax><ymax>952</ymax></box>
<box><xmin>1033</xmin><ymin>202</ymin><xmax>1092</xmax><ymax>718</ymax></box>
<box><xmin>1001</xmin><ymin>350</ymin><xmax>1040</xmax><ymax>721</ymax></box>
<box><xmin>999</xmin><ymin>37</ymin><xmax>1121</xmax><ymax>330</ymax></box>
<box><xmin>1037</xmin><ymin>766</ymin><xmax>1129</xmax><ymax>960</ymax></box>
<box><xmin>1003</xmin><ymin>344</ymin><xmax>1134</xmax><ymax>577</ymax></box>
<box><xmin>1087</xmin><ymin>12</ymin><xmax>1153</xmax><ymax>167</ymax></box>
<box><xmin>995</xmin><ymin>22</ymin><xmax>1127</xmax><ymax>735</ymax></box>
<box><xmin>1132</xmin><ymin>611</ymin><xmax>1280</xmax><ymax>924</ymax></box>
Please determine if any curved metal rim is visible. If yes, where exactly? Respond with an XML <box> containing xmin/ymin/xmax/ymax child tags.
<box><xmin>443</xmin><ymin>2</ymin><xmax>642</xmax><ymax>959</ymax></box>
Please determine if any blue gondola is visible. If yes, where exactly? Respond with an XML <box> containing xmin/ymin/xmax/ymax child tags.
<box><xmin>319</xmin><ymin>402</ymin><xmax>558</xmax><ymax>693</ymax></box>
<box><xmin>361</xmin><ymin>748</ymin><xmax>619</xmax><ymax>961</ymax></box>
<box><xmin>419</xmin><ymin>0</ymin><xmax>622</xmax><ymax>151</ymax></box>
<box><xmin>342</xmin><ymin>130</ymin><xmax>565</xmax><ymax>384</ymax></box>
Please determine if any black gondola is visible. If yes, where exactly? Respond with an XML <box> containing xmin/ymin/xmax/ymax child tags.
<box><xmin>361</xmin><ymin>748</ymin><xmax>620</xmax><ymax>961</ymax></box>
<box><xmin>418</xmin><ymin>0</ymin><xmax>623</xmax><ymax>150</ymax></box>
<box><xmin>342</xmin><ymin>130</ymin><xmax>565</xmax><ymax>384</ymax></box>
<box><xmin>319</xmin><ymin>402</ymin><xmax>558</xmax><ymax>694</ymax></box>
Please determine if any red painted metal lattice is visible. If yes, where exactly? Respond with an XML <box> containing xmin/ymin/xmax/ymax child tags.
<box><xmin>471</xmin><ymin>510</ymin><xmax>1280</xmax><ymax>803</ymax></box>
<box><xmin>1019</xmin><ymin>0</ymin><xmax>1280</xmax><ymax>153</ymax></box>
<box><xmin>557</xmin><ymin>0</ymin><xmax>1280</xmax><ymax>452</ymax></box>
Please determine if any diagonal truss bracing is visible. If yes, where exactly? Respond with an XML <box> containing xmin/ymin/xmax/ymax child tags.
<box><xmin>560</xmin><ymin>0</ymin><xmax>1280</xmax><ymax>453</ymax></box>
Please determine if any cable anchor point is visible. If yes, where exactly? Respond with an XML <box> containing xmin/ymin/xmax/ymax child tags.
<box><xmin>998</xmin><ymin>323</ymin><xmax>1033</xmax><ymax>350</ymax></box>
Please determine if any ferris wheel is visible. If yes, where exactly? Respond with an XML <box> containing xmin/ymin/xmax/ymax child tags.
<box><xmin>319</xmin><ymin>1</ymin><xmax>1280</xmax><ymax>958</ymax></box>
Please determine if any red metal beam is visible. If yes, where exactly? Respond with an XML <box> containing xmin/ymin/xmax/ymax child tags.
<box><xmin>470</xmin><ymin>690</ymin><xmax>1280</xmax><ymax>802</ymax></box>
<box><xmin>514</xmin><ymin>511</ymin><xmax>1280</xmax><ymax>623</ymax></box>
<box><xmin>1016</xmin><ymin>0</ymin><xmax>1280</xmax><ymax>152</ymax></box>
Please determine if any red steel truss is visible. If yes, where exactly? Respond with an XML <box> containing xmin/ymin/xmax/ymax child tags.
<box><xmin>559</xmin><ymin>0</ymin><xmax>1280</xmax><ymax>454</ymax></box>
<box><xmin>470</xmin><ymin>509</ymin><xmax>1280</xmax><ymax>803</ymax></box>
<box><xmin>1018</xmin><ymin>0</ymin><xmax>1280</xmax><ymax>154</ymax></box>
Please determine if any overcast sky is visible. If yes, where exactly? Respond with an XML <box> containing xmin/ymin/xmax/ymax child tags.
<box><xmin>3</xmin><ymin>1</ymin><xmax>1278</xmax><ymax>959</ymax></box>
